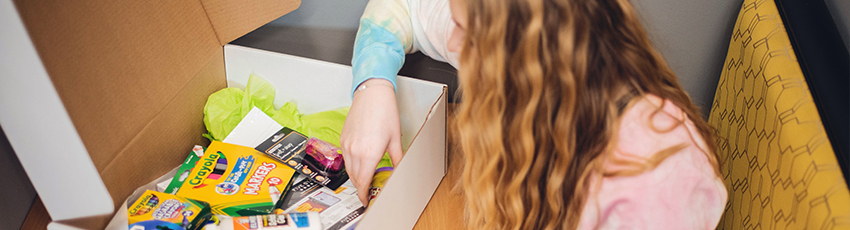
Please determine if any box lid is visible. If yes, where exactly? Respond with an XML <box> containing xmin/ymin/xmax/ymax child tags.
<box><xmin>8</xmin><ymin>0</ymin><xmax>298</xmax><ymax>227</ymax></box>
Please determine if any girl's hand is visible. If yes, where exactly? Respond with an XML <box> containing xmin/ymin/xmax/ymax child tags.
<box><xmin>340</xmin><ymin>78</ymin><xmax>404</xmax><ymax>206</ymax></box>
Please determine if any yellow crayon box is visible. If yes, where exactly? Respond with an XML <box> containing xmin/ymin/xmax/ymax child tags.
<box><xmin>128</xmin><ymin>190</ymin><xmax>212</xmax><ymax>230</ymax></box>
<box><xmin>177</xmin><ymin>141</ymin><xmax>297</xmax><ymax>216</ymax></box>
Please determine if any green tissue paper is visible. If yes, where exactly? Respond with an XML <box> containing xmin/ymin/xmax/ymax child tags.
<box><xmin>203</xmin><ymin>73</ymin><xmax>392</xmax><ymax>169</ymax></box>
<box><xmin>203</xmin><ymin>73</ymin><xmax>347</xmax><ymax>147</ymax></box>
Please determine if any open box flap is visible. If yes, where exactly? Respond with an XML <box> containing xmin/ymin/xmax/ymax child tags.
<box><xmin>13</xmin><ymin>0</ymin><xmax>299</xmax><ymax>172</ymax></box>
<box><xmin>0</xmin><ymin>0</ymin><xmax>114</xmax><ymax>224</ymax></box>
<box><xmin>8</xmin><ymin>0</ymin><xmax>297</xmax><ymax>227</ymax></box>
<box><xmin>14</xmin><ymin>0</ymin><xmax>221</xmax><ymax>172</ymax></box>
<box><xmin>201</xmin><ymin>0</ymin><xmax>300</xmax><ymax>45</ymax></box>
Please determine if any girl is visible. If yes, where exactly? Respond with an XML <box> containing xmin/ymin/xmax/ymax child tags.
<box><xmin>342</xmin><ymin>0</ymin><xmax>727</xmax><ymax>228</ymax></box>
<box><xmin>451</xmin><ymin>0</ymin><xmax>726</xmax><ymax>228</ymax></box>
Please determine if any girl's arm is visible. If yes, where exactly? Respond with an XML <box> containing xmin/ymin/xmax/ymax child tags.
<box><xmin>350</xmin><ymin>0</ymin><xmax>416</xmax><ymax>96</ymax></box>
<box><xmin>342</xmin><ymin>0</ymin><xmax>417</xmax><ymax>206</ymax></box>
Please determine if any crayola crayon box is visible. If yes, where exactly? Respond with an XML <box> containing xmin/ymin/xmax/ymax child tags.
<box><xmin>177</xmin><ymin>141</ymin><xmax>297</xmax><ymax>216</ymax></box>
<box><xmin>128</xmin><ymin>190</ymin><xmax>212</xmax><ymax>230</ymax></box>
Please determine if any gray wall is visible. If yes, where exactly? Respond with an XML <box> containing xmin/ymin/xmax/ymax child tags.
<box><xmin>632</xmin><ymin>0</ymin><xmax>743</xmax><ymax>117</ymax></box>
<box><xmin>0</xmin><ymin>127</ymin><xmax>37</xmax><ymax>229</ymax></box>
<box><xmin>268</xmin><ymin>0</ymin><xmax>367</xmax><ymax>30</ymax></box>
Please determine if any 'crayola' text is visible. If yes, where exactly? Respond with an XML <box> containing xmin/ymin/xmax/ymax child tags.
<box><xmin>189</xmin><ymin>152</ymin><xmax>221</xmax><ymax>186</ymax></box>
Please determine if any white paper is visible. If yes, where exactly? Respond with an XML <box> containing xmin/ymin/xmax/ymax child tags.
<box><xmin>223</xmin><ymin>107</ymin><xmax>284</xmax><ymax>148</ymax></box>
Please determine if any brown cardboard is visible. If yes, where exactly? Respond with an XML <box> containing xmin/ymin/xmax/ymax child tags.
<box><xmin>12</xmin><ymin>0</ymin><xmax>298</xmax><ymax>228</ymax></box>
<box><xmin>14</xmin><ymin>0</ymin><xmax>222</xmax><ymax>171</ymax></box>
<box><xmin>97</xmin><ymin>49</ymin><xmax>226</xmax><ymax>214</ymax></box>
<box><xmin>201</xmin><ymin>0</ymin><xmax>302</xmax><ymax>45</ymax></box>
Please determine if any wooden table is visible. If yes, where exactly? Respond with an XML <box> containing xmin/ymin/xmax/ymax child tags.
<box><xmin>22</xmin><ymin>104</ymin><xmax>466</xmax><ymax>229</ymax></box>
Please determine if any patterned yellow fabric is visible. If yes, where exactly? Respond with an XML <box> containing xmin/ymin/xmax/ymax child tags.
<box><xmin>709</xmin><ymin>0</ymin><xmax>850</xmax><ymax>229</ymax></box>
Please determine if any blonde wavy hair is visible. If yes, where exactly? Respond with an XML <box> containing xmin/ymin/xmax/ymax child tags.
<box><xmin>454</xmin><ymin>0</ymin><xmax>720</xmax><ymax>229</ymax></box>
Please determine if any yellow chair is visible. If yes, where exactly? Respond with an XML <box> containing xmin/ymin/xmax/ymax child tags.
<box><xmin>709</xmin><ymin>0</ymin><xmax>850</xmax><ymax>229</ymax></box>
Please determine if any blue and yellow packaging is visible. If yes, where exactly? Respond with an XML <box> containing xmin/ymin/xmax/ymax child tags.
<box><xmin>128</xmin><ymin>190</ymin><xmax>212</xmax><ymax>230</ymax></box>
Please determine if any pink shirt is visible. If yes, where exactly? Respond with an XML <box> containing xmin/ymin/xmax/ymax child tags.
<box><xmin>577</xmin><ymin>95</ymin><xmax>728</xmax><ymax>229</ymax></box>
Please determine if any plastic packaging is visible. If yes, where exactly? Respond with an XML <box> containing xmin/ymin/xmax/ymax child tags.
<box><xmin>304</xmin><ymin>137</ymin><xmax>345</xmax><ymax>171</ymax></box>
<box><xmin>368</xmin><ymin>167</ymin><xmax>393</xmax><ymax>207</ymax></box>
<box><xmin>256</xmin><ymin>128</ymin><xmax>349</xmax><ymax>190</ymax></box>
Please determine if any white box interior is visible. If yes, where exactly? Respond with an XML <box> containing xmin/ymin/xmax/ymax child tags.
<box><xmin>224</xmin><ymin>45</ymin><xmax>448</xmax><ymax>230</ymax></box>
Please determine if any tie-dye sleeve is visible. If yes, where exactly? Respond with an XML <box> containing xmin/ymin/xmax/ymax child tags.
<box><xmin>351</xmin><ymin>0</ymin><xmax>417</xmax><ymax>97</ymax></box>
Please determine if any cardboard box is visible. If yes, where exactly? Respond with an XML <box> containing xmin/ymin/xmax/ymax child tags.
<box><xmin>0</xmin><ymin>0</ymin><xmax>447</xmax><ymax>229</ymax></box>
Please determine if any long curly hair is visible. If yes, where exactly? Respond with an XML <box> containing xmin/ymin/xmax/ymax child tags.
<box><xmin>454</xmin><ymin>0</ymin><xmax>719</xmax><ymax>229</ymax></box>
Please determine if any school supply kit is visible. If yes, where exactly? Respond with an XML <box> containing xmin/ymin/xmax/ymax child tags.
<box><xmin>122</xmin><ymin>75</ymin><xmax>392</xmax><ymax>230</ymax></box>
